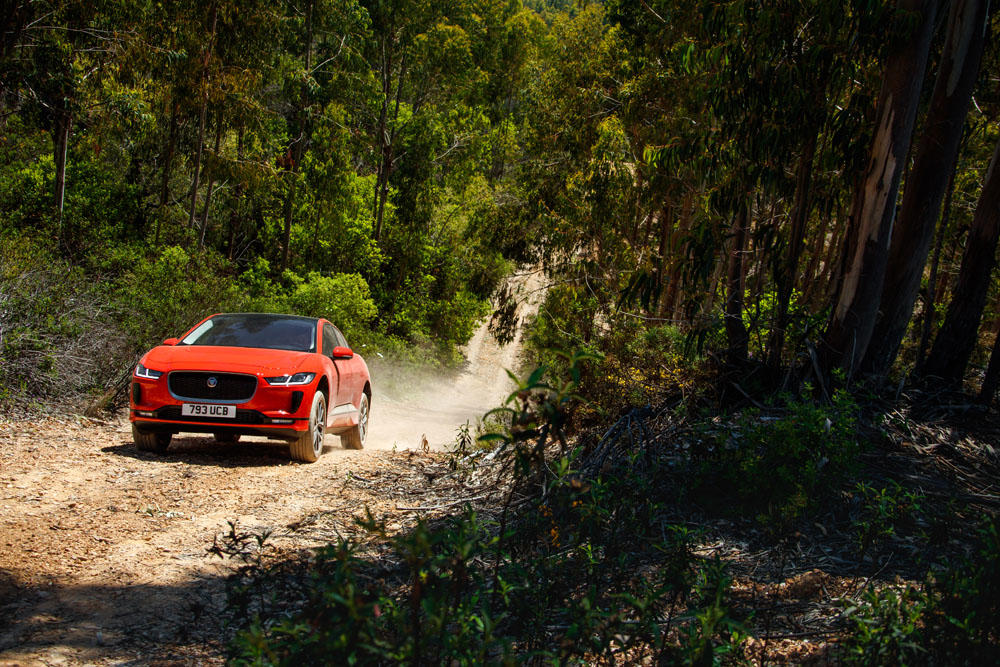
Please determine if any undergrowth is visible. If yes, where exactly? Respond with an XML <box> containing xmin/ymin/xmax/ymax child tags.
<box><xmin>840</xmin><ymin>517</ymin><xmax>1000</xmax><ymax>664</ymax></box>
<box><xmin>221</xmin><ymin>355</ymin><xmax>996</xmax><ymax>665</ymax></box>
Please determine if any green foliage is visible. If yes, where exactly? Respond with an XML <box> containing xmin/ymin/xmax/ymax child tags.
<box><xmin>852</xmin><ymin>481</ymin><xmax>926</xmax><ymax>558</ymax></box>
<box><xmin>841</xmin><ymin>517</ymin><xmax>1000</xmax><ymax>664</ymax></box>
<box><xmin>0</xmin><ymin>0</ymin><xmax>540</xmax><ymax>393</ymax></box>
<box><xmin>283</xmin><ymin>271</ymin><xmax>377</xmax><ymax>344</ymax></box>
<box><xmin>675</xmin><ymin>558</ymin><xmax>748</xmax><ymax>666</ymax></box>
<box><xmin>117</xmin><ymin>245</ymin><xmax>244</xmax><ymax>347</ymax></box>
<box><xmin>841</xmin><ymin>585</ymin><xmax>929</xmax><ymax>665</ymax></box>
<box><xmin>696</xmin><ymin>391</ymin><xmax>861</xmax><ymax>525</ymax></box>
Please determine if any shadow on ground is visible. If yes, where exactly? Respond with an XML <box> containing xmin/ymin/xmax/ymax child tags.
<box><xmin>100</xmin><ymin>434</ymin><xmax>339</xmax><ymax>468</ymax></box>
<box><xmin>0</xmin><ymin>571</ymin><xmax>230</xmax><ymax>664</ymax></box>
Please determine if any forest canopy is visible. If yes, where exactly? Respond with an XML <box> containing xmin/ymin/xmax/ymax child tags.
<box><xmin>2</xmin><ymin>0</ymin><xmax>1000</xmax><ymax>407</ymax></box>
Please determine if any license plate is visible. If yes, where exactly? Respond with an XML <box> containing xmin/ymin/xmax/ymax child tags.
<box><xmin>181</xmin><ymin>403</ymin><xmax>235</xmax><ymax>419</ymax></box>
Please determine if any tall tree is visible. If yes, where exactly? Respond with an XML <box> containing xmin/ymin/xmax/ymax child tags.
<box><xmin>725</xmin><ymin>203</ymin><xmax>750</xmax><ymax>365</ymax></box>
<box><xmin>921</xmin><ymin>138</ymin><xmax>1000</xmax><ymax>384</ymax></box>
<box><xmin>822</xmin><ymin>0</ymin><xmax>941</xmax><ymax>378</ymax></box>
<box><xmin>186</xmin><ymin>2</ymin><xmax>219</xmax><ymax>233</ymax></box>
<box><xmin>863</xmin><ymin>0</ymin><xmax>989</xmax><ymax>376</ymax></box>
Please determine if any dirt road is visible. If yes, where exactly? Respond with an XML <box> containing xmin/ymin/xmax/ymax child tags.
<box><xmin>0</xmin><ymin>421</ymin><xmax>434</xmax><ymax>665</ymax></box>
<box><xmin>0</xmin><ymin>271</ymin><xmax>542</xmax><ymax>665</ymax></box>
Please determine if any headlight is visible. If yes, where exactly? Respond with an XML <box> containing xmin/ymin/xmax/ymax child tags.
<box><xmin>264</xmin><ymin>372</ymin><xmax>315</xmax><ymax>386</ymax></box>
<box><xmin>135</xmin><ymin>363</ymin><xmax>163</xmax><ymax>380</ymax></box>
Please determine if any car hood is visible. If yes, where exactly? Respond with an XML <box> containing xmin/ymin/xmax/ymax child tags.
<box><xmin>142</xmin><ymin>345</ymin><xmax>312</xmax><ymax>375</ymax></box>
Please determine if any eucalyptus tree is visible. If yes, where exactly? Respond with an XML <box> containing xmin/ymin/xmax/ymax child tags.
<box><xmin>611</xmin><ymin>0</ymin><xmax>889</xmax><ymax>370</ymax></box>
<box><xmin>186</xmin><ymin>2</ymin><xmax>220</xmax><ymax>235</ymax></box>
<box><xmin>863</xmin><ymin>0</ymin><xmax>990</xmax><ymax>377</ymax></box>
<box><xmin>821</xmin><ymin>0</ymin><xmax>941</xmax><ymax>378</ymax></box>
<box><xmin>921</xmin><ymin>136</ymin><xmax>1000</xmax><ymax>385</ymax></box>
<box><xmin>360</xmin><ymin>0</ymin><xmax>439</xmax><ymax>241</ymax></box>
<box><xmin>7</xmin><ymin>0</ymin><xmax>149</xmax><ymax>241</ymax></box>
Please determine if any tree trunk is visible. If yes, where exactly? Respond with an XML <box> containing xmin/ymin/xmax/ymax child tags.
<box><xmin>801</xmin><ymin>211</ymin><xmax>833</xmax><ymax>308</ymax></box>
<box><xmin>821</xmin><ymin>0</ymin><xmax>940</xmax><ymax>378</ymax></box>
<box><xmin>53</xmin><ymin>107</ymin><xmax>71</xmax><ymax>236</ymax></box>
<box><xmin>372</xmin><ymin>29</ymin><xmax>393</xmax><ymax>241</ymax></box>
<box><xmin>863</xmin><ymin>0</ymin><xmax>988</xmax><ymax>377</ymax></box>
<box><xmin>156</xmin><ymin>99</ymin><xmax>179</xmax><ymax>246</ymax></box>
<box><xmin>374</xmin><ymin>54</ymin><xmax>407</xmax><ymax>242</ymax></box>
<box><xmin>656</xmin><ymin>204</ymin><xmax>672</xmax><ymax>313</ymax></box>
<box><xmin>921</xmin><ymin>139</ymin><xmax>1000</xmax><ymax>385</ymax></box>
<box><xmin>280</xmin><ymin>0</ymin><xmax>315</xmax><ymax>271</ymax></box>
<box><xmin>768</xmin><ymin>130</ymin><xmax>817</xmax><ymax>366</ymax></box>
<box><xmin>228</xmin><ymin>122</ymin><xmax>245</xmax><ymax>261</ymax></box>
<box><xmin>915</xmin><ymin>168</ymin><xmax>957</xmax><ymax>371</ymax></box>
<box><xmin>701</xmin><ymin>253</ymin><xmax>727</xmax><ymax>320</ymax></box>
<box><xmin>662</xmin><ymin>192</ymin><xmax>693</xmax><ymax>320</ymax></box>
<box><xmin>978</xmin><ymin>321</ymin><xmax>1000</xmax><ymax>402</ymax></box>
<box><xmin>281</xmin><ymin>170</ymin><xmax>298</xmax><ymax>270</ymax></box>
<box><xmin>198</xmin><ymin>112</ymin><xmax>224</xmax><ymax>249</ymax></box>
<box><xmin>187</xmin><ymin>3</ymin><xmax>219</xmax><ymax>232</ymax></box>
<box><xmin>725</xmin><ymin>204</ymin><xmax>749</xmax><ymax>366</ymax></box>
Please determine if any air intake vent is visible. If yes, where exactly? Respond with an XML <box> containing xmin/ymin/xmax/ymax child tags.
<box><xmin>168</xmin><ymin>372</ymin><xmax>257</xmax><ymax>402</ymax></box>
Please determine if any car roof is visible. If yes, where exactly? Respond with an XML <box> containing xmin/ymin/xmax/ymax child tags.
<box><xmin>213</xmin><ymin>312</ymin><xmax>321</xmax><ymax>323</ymax></box>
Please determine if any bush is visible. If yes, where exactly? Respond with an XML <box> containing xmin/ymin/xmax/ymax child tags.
<box><xmin>116</xmin><ymin>245</ymin><xmax>244</xmax><ymax>349</ymax></box>
<box><xmin>851</xmin><ymin>481</ymin><xmax>926</xmax><ymax>558</ymax></box>
<box><xmin>284</xmin><ymin>271</ymin><xmax>378</xmax><ymax>344</ymax></box>
<box><xmin>841</xmin><ymin>517</ymin><xmax>1000</xmax><ymax>664</ymax></box>
<box><xmin>228</xmin><ymin>357</ymin><xmax>751</xmax><ymax>665</ymax></box>
<box><xmin>694</xmin><ymin>390</ymin><xmax>861</xmax><ymax>525</ymax></box>
<box><xmin>0</xmin><ymin>232</ymin><xmax>128</xmax><ymax>404</ymax></box>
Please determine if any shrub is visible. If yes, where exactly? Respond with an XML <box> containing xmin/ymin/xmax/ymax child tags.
<box><xmin>228</xmin><ymin>356</ymin><xmax>751</xmax><ymax>665</ymax></box>
<box><xmin>116</xmin><ymin>245</ymin><xmax>244</xmax><ymax>349</ymax></box>
<box><xmin>841</xmin><ymin>517</ymin><xmax>1000</xmax><ymax>664</ymax></box>
<box><xmin>841</xmin><ymin>584</ymin><xmax>928</xmax><ymax>665</ymax></box>
<box><xmin>695</xmin><ymin>390</ymin><xmax>861</xmax><ymax>525</ymax></box>
<box><xmin>851</xmin><ymin>481</ymin><xmax>926</xmax><ymax>558</ymax></box>
<box><xmin>0</xmin><ymin>232</ymin><xmax>128</xmax><ymax>404</ymax></box>
<box><xmin>284</xmin><ymin>271</ymin><xmax>378</xmax><ymax>344</ymax></box>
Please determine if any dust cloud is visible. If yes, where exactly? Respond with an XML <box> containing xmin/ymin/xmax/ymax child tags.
<box><xmin>364</xmin><ymin>269</ymin><xmax>544</xmax><ymax>452</ymax></box>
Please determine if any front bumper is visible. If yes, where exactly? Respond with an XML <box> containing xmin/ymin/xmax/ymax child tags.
<box><xmin>129</xmin><ymin>374</ymin><xmax>313</xmax><ymax>441</ymax></box>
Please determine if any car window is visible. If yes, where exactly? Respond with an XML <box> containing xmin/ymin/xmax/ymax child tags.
<box><xmin>181</xmin><ymin>314</ymin><xmax>317</xmax><ymax>352</ymax></box>
<box><xmin>323</xmin><ymin>324</ymin><xmax>337</xmax><ymax>356</ymax></box>
<box><xmin>333</xmin><ymin>326</ymin><xmax>348</xmax><ymax>348</ymax></box>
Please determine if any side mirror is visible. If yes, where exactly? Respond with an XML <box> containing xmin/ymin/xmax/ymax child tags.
<box><xmin>331</xmin><ymin>346</ymin><xmax>354</xmax><ymax>360</ymax></box>
<box><xmin>162</xmin><ymin>337</ymin><xmax>179</xmax><ymax>346</ymax></box>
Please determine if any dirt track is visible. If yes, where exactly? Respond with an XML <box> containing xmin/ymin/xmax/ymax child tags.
<box><xmin>0</xmin><ymin>418</ymin><xmax>446</xmax><ymax>665</ymax></box>
<box><xmin>0</xmin><ymin>270</ymin><xmax>542</xmax><ymax>665</ymax></box>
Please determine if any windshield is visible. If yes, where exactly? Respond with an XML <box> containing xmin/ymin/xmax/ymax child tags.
<box><xmin>180</xmin><ymin>314</ymin><xmax>317</xmax><ymax>352</ymax></box>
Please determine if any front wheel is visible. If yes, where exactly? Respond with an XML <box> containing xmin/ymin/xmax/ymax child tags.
<box><xmin>133</xmin><ymin>424</ymin><xmax>171</xmax><ymax>453</ymax></box>
<box><xmin>290</xmin><ymin>391</ymin><xmax>326</xmax><ymax>462</ymax></box>
<box><xmin>340</xmin><ymin>393</ymin><xmax>368</xmax><ymax>450</ymax></box>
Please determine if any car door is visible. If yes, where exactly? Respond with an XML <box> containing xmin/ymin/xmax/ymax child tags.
<box><xmin>321</xmin><ymin>322</ymin><xmax>346</xmax><ymax>405</ymax></box>
<box><xmin>335</xmin><ymin>326</ymin><xmax>365</xmax><ymax>400</ymax></box>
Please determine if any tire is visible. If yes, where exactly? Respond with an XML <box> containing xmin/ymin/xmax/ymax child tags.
<box><xmin>133</xmin><ymin>423</ymin><xmax>171</xmax><ymax>453</ymax></box>
<box><xmin>290</xmin><ymin>390</ymin><xmax>326</xmax><ymax>462</ymax></box>
<box><xmin>340</xmin><ymin>393</ymin><xmax>369</xmax><ymax>450</ymax></box>
<box><xmin>213</xmin><ymin>432</ymin><xmax>240</xmax><ymax>444</ymax></box>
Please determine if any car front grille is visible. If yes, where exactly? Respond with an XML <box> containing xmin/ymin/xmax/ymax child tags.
<box><xmin>168</xmin><ymin>372</ymin><xmax>257</xmax><ymax>401</ymax></box>
<box><xmin>155</xmin><ymin>406</ymin><xmax>268</xmax><ymax>424</ymax></box>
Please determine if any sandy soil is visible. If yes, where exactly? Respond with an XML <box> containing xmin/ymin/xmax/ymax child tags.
<box><xmin>0</xmin><ymin>270</ymin><xmax>543</xmax><ymax>665</ymax></box>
